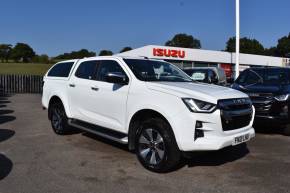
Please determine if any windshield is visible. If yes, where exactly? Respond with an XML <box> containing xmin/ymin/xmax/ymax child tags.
<box><xmin>237</xmin><ymin>68</ymin><xmax>289</xmax><ymax>86</ymax></box>
<box><xmin>124</xmin><ymin>59</ymin><xmax>192</xmax><ymax>82</ymax></box>
<box><xmin>263</xmin><ymin>69</ymin><xmax>288</xmax><ymax>85</ymax></box>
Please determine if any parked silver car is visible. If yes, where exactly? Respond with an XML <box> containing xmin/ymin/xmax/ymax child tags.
<box><xmin>183</xmin><ymin>67</ymin><xmax>227</xmax><ymax>86</ymax></box>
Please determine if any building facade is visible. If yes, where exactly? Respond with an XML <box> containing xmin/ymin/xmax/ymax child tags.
<box><xmin>117</xmin><ymin>45</ymin><xmax>290</xmax><ymax>79</ymax></box>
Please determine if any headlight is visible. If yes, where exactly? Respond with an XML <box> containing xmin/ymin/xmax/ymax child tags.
<box><xmin>182</xmin><ymin>98</ymin><xmax>216</xmax><ymax>113</ymax></box>
<box><xmin>274</xmin><ymin>94</ymin><xmax>289</xmax><ymax>101</ymax></box>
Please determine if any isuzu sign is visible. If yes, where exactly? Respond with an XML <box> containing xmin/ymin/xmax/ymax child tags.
<box><xmin>153</xmin><ymin>48</ymin><xmax>185</xmax><ymax>58</ymax></box>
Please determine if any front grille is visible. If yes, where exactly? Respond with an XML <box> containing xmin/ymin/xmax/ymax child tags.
<box><xmin>221</xmin><ymin>113</ymin><xmax>252</xmax><ymax>131</ymax></box>
<box><xmin>247</xmin><ymin>93</ymin><xmax>274</xmax><ymax>115</ymax></box>
<box><xmin>218</xmin><ymin>98</ymin><xmax>253</xmax><ymax>131</ymax></box>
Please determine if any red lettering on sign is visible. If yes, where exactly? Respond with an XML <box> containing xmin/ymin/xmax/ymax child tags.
<box><xmin>153</xmin><ymin>48</ymin><xmax>185</xmax><ymax>58</ymax></box>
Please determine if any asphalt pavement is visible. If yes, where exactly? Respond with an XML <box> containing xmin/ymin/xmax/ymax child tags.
<box><xmin>0</xmin><ymin>94</ymin><xmax>290</xmax><ymax>193</ymax></box>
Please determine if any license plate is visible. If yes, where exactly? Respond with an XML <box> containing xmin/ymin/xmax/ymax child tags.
<box><xmin>233</xmin><ymin>134</ymin><xmax>250</xmax><ymax>146</ymax></box>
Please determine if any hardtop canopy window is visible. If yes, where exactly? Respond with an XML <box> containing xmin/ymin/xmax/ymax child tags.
<box><xmin>124</xmin><ymin>59</ymin><xmax>192</xmax><ymax>82</ymax></box>
<box><xmin>48</xmin><ymin>62</ymin><xmax>74</xmax><ymax>77</ymax></box>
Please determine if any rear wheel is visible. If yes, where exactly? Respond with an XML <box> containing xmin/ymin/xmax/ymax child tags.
<box><xmin>135</xmin><ymin>118</ymin><xmax>180</xmax><ymax>173</ymax></box>
<box><xmin>50</xmin><ymin>102</ymin><xmax>70</xmax><ymax>135</ymax></box>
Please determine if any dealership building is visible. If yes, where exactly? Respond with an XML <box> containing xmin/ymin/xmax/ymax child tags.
<box><xmin>117</xmin><ymin>45</ymin><xmax>290</xmax><ymax>79</ymax></box>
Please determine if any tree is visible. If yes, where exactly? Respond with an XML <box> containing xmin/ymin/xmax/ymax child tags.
<box><xmin>10</xmin><ymin>43</ymin><xmax>35</xmax><ymax>62</ymax></box>
<box><xmin>225</xmin><ymin>37</ymin><xmax>265</xmax><ymax>55</ymax></box>
<box><xmin>55</xmin><ymin>49</ymin><xmax>96</xmax><ymax>59</ymax></box>
<box><xmin>32</xmin><ymin>54</ymin><xmax>50</xmax><ymax>64</ymax></box>
<box><xmin>165</xmin><ymin>33</ymin><xmax>201</xmax><ymax>49</ymax></box>
<box><xmin>264</xmin><ymin>47</ymin><xmax>278</xmax><ymax>57</ymax></box>
<box><xmin>99</xmin><ymin>50</ymin><xmax>113</xmax><ymax>56</ymax></box>
<box><xmin>120</xmin><ymin>47</ymin><xmax>132</xmax><ymax>53</ymax></box>
<box><xmin>0</xmin><ymin>44</ymin><xmax>12</xmax><ymax>62</ymax></box>
<box><xmin>276</xmin><ymin>33</ymin><xmax>290</xmax><ymax>57</ymax></box>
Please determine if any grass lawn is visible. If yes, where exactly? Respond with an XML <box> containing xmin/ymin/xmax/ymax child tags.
<box><xmin>0</xmin><ymin>63</ymin><xmax>54</xmax><ymax>75</ymax></box>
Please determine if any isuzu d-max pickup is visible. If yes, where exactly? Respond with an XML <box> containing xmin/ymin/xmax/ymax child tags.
<box><xmin>42</xmin><ymin>56</ymin><xmax>255</xmax><ymax>172</ymax></box>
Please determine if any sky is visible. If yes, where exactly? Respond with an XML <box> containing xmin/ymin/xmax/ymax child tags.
<box><xmin>0</xmin><ymin>0</ymin><xmax>289</xmax><ymax>56</ymax></box>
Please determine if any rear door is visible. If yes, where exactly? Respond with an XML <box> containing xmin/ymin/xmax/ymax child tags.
<box><xmin>68</xmin><ymin>60</ymin><xmax>99</xmax><ymax>121</ymax></box>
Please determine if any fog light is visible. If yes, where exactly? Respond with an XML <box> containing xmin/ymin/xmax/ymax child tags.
<box><xmin>195</xmin><ymin>121</ymin><xmax>204</xmax><ymax>140</ymax></box>
<box><xmin>195</xmin><ymin>121</ymin><xmax>203</xmax><ymax>129</ymax></box>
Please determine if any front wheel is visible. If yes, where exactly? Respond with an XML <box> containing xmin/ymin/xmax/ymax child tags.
<box><xmin>135</xmin><ymin>118</ymin><xmax>180</xmax><ymax>173</ymax></box>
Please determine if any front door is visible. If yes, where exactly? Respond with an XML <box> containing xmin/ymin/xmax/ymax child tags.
<box><xmin>82</xmin><ymin>59</ymin><xmax>130</xmax><ymax>132</ymax></box>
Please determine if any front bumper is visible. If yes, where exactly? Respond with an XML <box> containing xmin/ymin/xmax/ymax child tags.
<box><xmin>189</xmin><ymin>127</ymin><xmax>255</xmax><ymax>151</ymax></box>
<box><xmin>170</xmin><ymin>106</ymin><xmax>255</xmax><ymax>152</ymax></box>
<box><xmin>255</xmin><ymin>114</ymin><xmax>289</xmax><ymax>124</ymax></box>
<box><xmin>253</xmin><ymin>101</ymin><xmax>290</xmax><ymax>124</ymax></box>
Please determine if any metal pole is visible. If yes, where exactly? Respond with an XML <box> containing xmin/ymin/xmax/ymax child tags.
<box><xmin>235</xmin><ymin>0</ymin><xmax>240</xmax><ymax>79</ymax></box>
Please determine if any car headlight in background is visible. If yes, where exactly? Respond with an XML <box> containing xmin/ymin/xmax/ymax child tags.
<box><xmin>182</xmin><ymin>98</ymin><xmax>216</xmax><ymax>113</ymax></box>
<box><xmin>274</xmin><ymin>94</ymin><xmax>289</xmax><ymax>101</ymax></box>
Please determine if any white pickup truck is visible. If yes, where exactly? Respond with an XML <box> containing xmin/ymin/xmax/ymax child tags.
<box><xmin>42</xmin><ymin>56</ymin><xmax>255</xmax><ymax>172</ymax></box>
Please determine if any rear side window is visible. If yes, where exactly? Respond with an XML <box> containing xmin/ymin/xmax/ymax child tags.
<box><xmin>48</xmin><ymin>62</ymin><xmax>74</xmax><ymax>77</ymax></box>
<box><xmin>208</xmin><ymin>69</ymin><xmax>217</xmax><ymax>80</ymax></box>
<box><xmin>190</xmin><ymin>70</ymin><xmax>207</xmax><ymax>81</ymax></box>
<box><xmin>75</xmin><ymin>60</ymin><xmax>98</xmax><ymax>80</ymax></box>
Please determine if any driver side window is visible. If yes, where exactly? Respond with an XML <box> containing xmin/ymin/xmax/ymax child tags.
<box><xmin>97</xmin><ymin>60</ymin><xmax>127</xmax><ymax>82</ymax></box>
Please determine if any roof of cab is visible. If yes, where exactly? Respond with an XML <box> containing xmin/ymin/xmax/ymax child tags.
<box><xmin>56</xmin><ymin>56</ymin><xmax>164</xmax><ymax>63</ymax></box>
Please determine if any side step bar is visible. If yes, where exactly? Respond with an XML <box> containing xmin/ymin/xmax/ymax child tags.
<box><xmin>68</xmin><ymin>119</ymin><xmax>128</xmax><ymax>144</ymax></box>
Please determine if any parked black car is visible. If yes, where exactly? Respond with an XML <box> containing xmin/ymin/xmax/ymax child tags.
<box><xmin>232</xmin><ymin>67</ymin><xmax>290</xmax><ymax>135</ymax></box>
<box><xmin>183</xmin><ymin>67</ymin><xmax>227</xmax><ymax>86</ymax></box>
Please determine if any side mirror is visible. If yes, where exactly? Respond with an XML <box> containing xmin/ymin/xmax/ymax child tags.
<box><xmin>105</xmin><ymin>72</ymin><xmax>128</xmax><ymax>85</ymax></box>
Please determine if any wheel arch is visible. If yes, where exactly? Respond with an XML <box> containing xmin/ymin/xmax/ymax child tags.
<box><xmin>127</xmin><ymin>109</ymin><xmax>176</xmax><ymax>151</ymax></box>
<box><xmin>48</xmin><ymin>95</ymin><xmax>70</xmax><ymax>120</ymax></box>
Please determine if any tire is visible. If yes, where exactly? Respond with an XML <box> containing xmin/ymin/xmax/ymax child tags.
<box><xmin>49</xmin><ymin>102</ymin><xmax>70</xmax><ymax>135</ymax></box>
<box><xmin>135</xmin><ymin>117</ymin><xmax>180</xmax><ymax>173</ymax></box>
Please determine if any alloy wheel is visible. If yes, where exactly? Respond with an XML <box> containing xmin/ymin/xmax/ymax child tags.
<box><xmin>138</xmin><ymin>128</ymin><xmax>165</xmax><ymax>165</ymax></box>
<box><xmin>52</xmin><ymin>107</ymin><xmax>63</xmax><ymax>131</ymax></box>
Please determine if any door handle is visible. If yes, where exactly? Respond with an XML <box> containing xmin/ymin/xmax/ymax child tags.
<box><xmin>91</xmin><ymin>86</ymin><xmax>99</xmax><ymax>91</ymax></box>
<box><xmin>69</xmin><ymin>84</ymin><xmax>76</xmax><ymax>88</ymax></box>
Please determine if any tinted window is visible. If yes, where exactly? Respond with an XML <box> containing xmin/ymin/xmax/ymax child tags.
<box><xmin>264</xmin><ymin>68</ymin><xmax>288</xmax><ymax>85</ymax></box>
<box><xmin>208</xmin><ymin>70</ymin><xmax>217</xmax><ymax>80</ymax></box>
<box><xmin>97</xmin><ymin>60</ymin><xmax>126</xmax><ymax>82</ymax></box>
<box><xmin>48</xmin><ymin>62</ymin><xmax>74</xmax><ymax>77</ymax></box>
<box><xmin>236</xmin><ymin>71</ymin><xmax>248</xmax><ymax>84</ymax></box>
<box><xmin>75</xmin><ymin>60</ymin><xmax>98</xmax><ymax>79</ymax></box>
<box><xmin>245</xmin><ymin>70</ymin><xmax>262</xmax><ymax>85</ymax></box>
